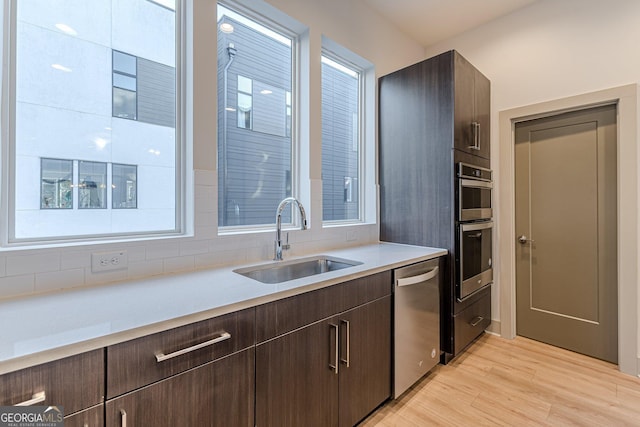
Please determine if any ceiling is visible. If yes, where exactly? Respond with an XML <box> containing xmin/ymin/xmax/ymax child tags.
<box><xmin>362</xmin><ymin>0</ymin><xmax>539</xmax><ymax>47</ymax></box>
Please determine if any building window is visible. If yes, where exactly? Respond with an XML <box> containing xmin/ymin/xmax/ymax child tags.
<box><xmin>237</xmin><ymin>75</ymin><xmax>253</xmax><ymax>129</ymax></box>
<box><xmin>10</xmin><ymin>0</ymin><xmax>179</xmax><ymax>242</ymax></box>
<box><xmin>321</xmin><ymin>54</ymin><xmax>361</xmax><ymax>222</ymax></box>
<box><xmin>218</xmin><ymin>3</ymin><xmax>295</xmax><ymax>228</ymax></box>
<box><xmin>113</xmin><ymin>164</ymin><xmax>138</xmax><ymax>209</ymax></box>
<box><xmin>113</xmin><ymin>51</ymin><xmax>138</xmax><ymax>120</ymax></box>
<box><xmin>41</xmin><ymin>159</ymin><xmax>73</xmax><ymax>209</ymax></box>
<box><xmin>113</xmin><ymin>50</ymin><xmax>176</xmax><ymax>128</ymax></box>
<box><xmin>79</xmin><ymin>161</ymin><xmax>107</xmax><ymax>209</ymax></box>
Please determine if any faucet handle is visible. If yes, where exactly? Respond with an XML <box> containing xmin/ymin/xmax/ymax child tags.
<box><xmin>282</xmin><ymin>232</ymin><xmax>291</xmax><ymax>251</ymax></box>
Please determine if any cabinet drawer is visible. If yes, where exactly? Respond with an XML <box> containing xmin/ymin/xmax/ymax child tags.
<box><xmin>0</xmin><ymin>349</ymin><xmax>104</xmax><ymax>415</ymax></box>
<box><xmin>107</xmin><ymin>308</ymin><xmax>255</xmax><ymax>398</ymax></box>
<box><xmin>256</xmin><ymin>271</ymin><xmax>392</xmax><ymax>342</ymax></box>
<box><xmin>453</xmin><ymin>289</ymin><xmax>491</xmax><ymax>354</ymax></box>
<box><xmin>106</xmin><ymin>348</ymin><xmax>255</xmax><ymax>427</ymax></box>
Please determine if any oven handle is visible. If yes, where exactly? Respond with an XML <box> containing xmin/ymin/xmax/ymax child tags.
<box><xmin>461</xmin><ymin>221</ymin><xmax>493</xmax><ymax>232</ymax></box>
<box><xmin>396</xmin><ymin>267</ymin><xmax>439</xmax><ymax>287</ymax></box>
<box><xmin>460</xmin><ymin>179</ymin><xmax>493</xmax><ymax>189</ymax></box>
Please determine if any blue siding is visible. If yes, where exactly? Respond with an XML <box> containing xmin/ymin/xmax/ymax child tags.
<box><xmin>218</xmin><ymin>17</ymin><xmax>292</xmax><ymax>227</ymax></box>
<box><xmin>217</xmin><ymin>16</ymin><xmax>358</xmax><ymax>227</ymax></box>
<box><xmin>321</xmin><ymin>62</ymin><xmax>359</xmax><ymax>221</ymax></box>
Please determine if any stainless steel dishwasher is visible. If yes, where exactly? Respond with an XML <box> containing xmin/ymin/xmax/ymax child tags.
<box><xmin>393</xmin><ymin>258</ymin><xmax>441</xmax><ymax>398</ymax></box>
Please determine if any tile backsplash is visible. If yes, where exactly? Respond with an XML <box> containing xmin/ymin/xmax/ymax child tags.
<box><xmin>0</xmin><ymin>171</ymin><xmax>378</xmax><ymax>300</ymax></box>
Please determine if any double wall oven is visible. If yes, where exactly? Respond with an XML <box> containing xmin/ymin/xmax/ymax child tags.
<box><xmin>456</xmin><ymin>163</ymin><xmax>493</xmax><ymax>301</ymax></box>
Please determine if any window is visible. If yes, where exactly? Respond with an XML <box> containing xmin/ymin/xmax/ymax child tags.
<box><xmin>217</xmin><ymin>4</ymin><xmax>295</xmax><ymax>228</ymax></box>
<box><xmin>113</xmin><ymin>51</ymin><xmax>176</xmax><ymax>128</ymax></box>
<box><xmin>112</xmin><ymin>164</ymin><xmax>138</xmax><ymax>209</ymax></box>
<box><xmin>79</xmin><ymin>161</ymin><xmax>107</xmax><ymax>209</ymax></box>
<box><xmin>113</xmin><ymin>51</ymin><xmax>138</xmax><ymax>120</ymax></box>
<box><xmin>9</xmin><ymin>0</ymin><xmax>180</xmax><ymax>242</ymax></box>
<box><xmin>41</xmin><ymin>159</ymin><xmax>73</xmax><ymax>209</ymax></box>
<box><xmin>321</xmin><ymin>54</ymin><xmax>361</xmax><ymax>222</ymax></box>
<box><xmin>237</xmin><ymin>75</ymin><xmax>253</xmax><ymax>129</ymax></box>
<box><xmin>39</xmin><ymin>159</ymin><xmax>137</xmax><ymax>211</ymax></box>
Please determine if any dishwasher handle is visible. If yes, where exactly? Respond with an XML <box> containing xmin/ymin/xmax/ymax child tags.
<box><xmin>396</xmin><ymin>266</ymin><xmax>439</xmax><ymax>287</ymax></box>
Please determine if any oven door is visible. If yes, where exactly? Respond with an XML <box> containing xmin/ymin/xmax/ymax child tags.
<box><xmin>458</xmin><ymin>221</ymin><xmax>493</xmax><ymax>300</ymax></box>
<box><xmin>458</xmin><ymin>178</ymin><xmax>493</xmax><ymax>222</ymax></box>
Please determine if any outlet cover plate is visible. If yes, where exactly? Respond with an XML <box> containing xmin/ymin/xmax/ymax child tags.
<box><xmin>91</xmin><ymin>250</ymin><xmax>128</xmax><ymax>273</ymax></box>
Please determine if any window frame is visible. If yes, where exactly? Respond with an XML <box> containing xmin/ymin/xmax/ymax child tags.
<box><xmin>320</xmin><ymin>49</ymin><xmax>365</xmax><ymax>225</ymax></box>
<box><xmin>1</xmin><ymin>0</ymin><xmax>188</xmax><ymax>246</ymax></box>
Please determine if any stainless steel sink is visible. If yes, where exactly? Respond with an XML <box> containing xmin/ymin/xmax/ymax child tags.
<box><xmin>233</xmin><ymin>255</ymin><xmax>362</xmax><ymax>284</ymax></box>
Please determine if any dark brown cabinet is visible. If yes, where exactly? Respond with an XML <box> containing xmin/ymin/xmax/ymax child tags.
<box><xmin>64</xmin><ymin>405</ymin><xmax>104</xmax><ymax>427</ymax></box>
<box><xmin>0</xmin><ymin>349</ymin><xmax>104</xmax><ymax>421</ymax></box>
<box><xmin>105</xmin><ymin>348</ymin><xmax>254</xmax><ymax>427</ymax></box>
<box><xmin>379</xmin><ymin>50</ymin><xmax>491</xmax><ymax>361</ymax></box>
<box><xmin>2</xmin><ymin>269</ymin><xmax>399</xmax><ymax>427</ymax></box>
<box><xmin>337</xmin><ymin>297</ymin><xmax>391</xmax><ymax>427</ymax></box>
<box><xmin>454</xmin><ymin>52</ymin><xmax>491</xmax><ymax>159</ymax></box>
<box><xmin>255</xmin><ymin>273</ymin><xmax>392</xmax><ymax>427</ymax></box>
<box><xmin>105</xmin><ymin>308</ymin><xmax>256</xmax><ymax>427</ymax></box>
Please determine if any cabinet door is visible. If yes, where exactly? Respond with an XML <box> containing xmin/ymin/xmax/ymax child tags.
<box><xmin>64</xmin><ymin>405</ymin><xmax>104</xmax><ymax>427</ymax></box>
<box><xmin>454</xmin><ymin>52</ymin><xmax>491</xmax><ymax>159</ymax></box>
<box><xmin>105</xmin><ymin>348</ymin><xmax>254</xmax><ymax>427</ymax></box>
<box><xmin>474</xmin><ymin>67</ymin><xmax>491</xmax><ymax>159</ymax></box>
<box><xmin>453</xmin><ymin>52</ymin><xmax>477</xmax><ymax>156</ymax></box>
<box><xmin>256</xmin><ymin>320</ymin><xmax>339</xmax><ymax>427</ymax></box>
<box><xmin>338</xmin><ymin>296</ymin><xmax>391</xmax><ymax>427</ymax></box>
<box><xmin>0</xmin><ymin>350</ymin><xmax>104</xmax><ymax>415</ymax></box>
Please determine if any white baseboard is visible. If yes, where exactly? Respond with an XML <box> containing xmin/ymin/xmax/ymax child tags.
<box><xmin>486</xmin><ymin>319</ymin><xmax>501</xmax><ymax>336</ymax></box>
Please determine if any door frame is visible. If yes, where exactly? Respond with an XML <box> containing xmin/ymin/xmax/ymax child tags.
<box><xmin>497</xmin><ymin>84</ymin><xmax>638</xmax><ymax>376</ymax></box>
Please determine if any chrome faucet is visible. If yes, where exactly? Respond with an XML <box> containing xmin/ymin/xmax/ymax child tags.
<box><xmin>274</xmin><ymin>197</ymin><xmax>308</xmax><ymax>261</ymax></box>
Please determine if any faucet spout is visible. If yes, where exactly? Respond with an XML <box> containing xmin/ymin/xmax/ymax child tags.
<box><xmin>274</xmin><ymin>197</ymin><xmax>308</xmax><ymax>261</ymax></box>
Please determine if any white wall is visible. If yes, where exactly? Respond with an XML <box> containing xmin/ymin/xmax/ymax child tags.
<box><xmin>0</xmin><ymin>0</ymin><xmax>425</xmax><ymax>298</ymax></box>
<box><xmin>421</xmin><ymin>0</ymin><xmax>640</xmax><ymax>374</ymax></box>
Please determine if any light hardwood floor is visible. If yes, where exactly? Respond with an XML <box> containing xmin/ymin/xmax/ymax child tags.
<box><xmin>360</xmin><ymin>334</ymin><xmax>640</xmax><ymax>426</ymax></box>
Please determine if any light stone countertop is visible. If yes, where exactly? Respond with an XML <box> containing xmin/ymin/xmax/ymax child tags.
<box><xmin>0</xmin><ymin>242</ymin><xmax>446</xmax><ymax>375</ymax></box>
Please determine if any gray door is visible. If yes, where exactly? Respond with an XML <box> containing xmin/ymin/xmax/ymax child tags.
<box><xmin>515</xmin><ymin>104</ymin><xmax>617</xmax><ymax>363</ymax></box>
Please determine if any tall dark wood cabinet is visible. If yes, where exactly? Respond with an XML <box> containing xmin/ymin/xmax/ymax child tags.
<box><xmin>379</xmin><ymin>50</ymin><xmax>492</xmax><ymax>362</ymax></box>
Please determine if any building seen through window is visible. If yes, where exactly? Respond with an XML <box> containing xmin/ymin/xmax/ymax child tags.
<box><xmin>217</xmin><ymin>4</ymin><xmax>294</xmax><ymax>228</ymax></box>
<box><xmin>321</xmin><ymin>55</ymin><xmax>361</xmax><ymax>222</ymax></box>
<box><xmin>11</xmin><ymin>0</ymin><xmax>178</xmax><ymax>240</ymax></box>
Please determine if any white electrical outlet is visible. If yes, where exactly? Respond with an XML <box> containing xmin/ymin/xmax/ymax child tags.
<box><xmin>91</xmin><ymin>250</ymin><xmax>128</xmax><ymax>273</ymax></box>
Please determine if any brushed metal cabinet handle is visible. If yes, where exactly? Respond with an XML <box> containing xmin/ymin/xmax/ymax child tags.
<box><xmin>470</xmin><ymin>316</ymin><xmax>484</xmax><ymax>327</ymax></box>
<box><xmin>329</xmin><ymin>323</ymin><xmax>339</xmax><ymax>374</ymax></box>
<box><xmin>340</xmin><ymin>320</ymin><xmax>350</xmax><ymax>368</ymax></box>
<box><xmin>14</xmin><ymin>391</ymin><xmax>46</xmax><ymax>406</ymax></box>
<box><xmin>155</xmin><ymin>331</ymin><xmax>231</xmax><ymax>362</ymax></box>
<box><xmin>120</xmin><ymin>409</ymin><xmax>127</xmax><ymax>427</ymax></box>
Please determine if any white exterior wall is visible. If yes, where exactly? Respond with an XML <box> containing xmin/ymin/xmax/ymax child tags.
<box><xmin>14</xmin><ymin>0</ymin><xmax>176</xmax><ymax>238</ymax></box>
